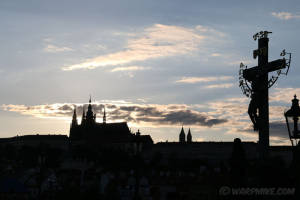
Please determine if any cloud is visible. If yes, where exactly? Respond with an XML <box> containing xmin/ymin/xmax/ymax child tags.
<box><xmin>43</xmin><ymin>38</ymin><xmax>53</xmax><ymax>43</ymax></box>
<box><xmin>1</xmin><ymin>104</ymin><xmax>74</xmax><ymax>118</ymax></box>
<box><xmin>111</xmin><ymin>66</ymin><xmax>150</xmax><ymax>72</ymax></box>
<box><xmin>2</xmin><ymin>102</ymin><xmax>227</xmax><ymax>127</ymax></box>
<box><xmin>62</xmin><ymin>24</ymin><xmax>217</xmax><ymax>71</ymax></box>
<box><xmin>239</xmin><ymin>121</ymin><xmax>289</xmax><ymax>140</ymax></box>
<box><xmin>271</xmin><ymin>12</ymin><xmax>300</xmax><ymax>20</ymax></box>
<box><xmin>195</xmin><ymin>25</ymin><xmax>226</xmax><ymax>37</ymax></box>
<box><xmin>175</xmin><ymin>76</ymin><xmax>234</xmax><ymax>89</ymax></box>
<box><xmin>83</xmin><ymin>44</ymin><xmax>106</xmax><ymax>51</ymax></box>
<box><xmin>133</xmin><ymin>108</ymin><xmax>227</xmax><ymax>127</ymax></box>
<box><xmin>208</xmin><ymin>96</ymin><xmax>287</xmax><ymax>124</ymax></box>
<box><xmin>227</xmin><ymin>60</ymin><xmax>254</xmax><ymax>67</ymax></box>
<box><xmin>206</xmin><ymin>97</ymin><xmax>249</xmax><ymax>121</ymax></box>
<box><xmin>204</xmin><ymin>83</ymin><xmax>234</xmax><ymax>89</ymax></box>
<box><xmin>175</xmin><ymin>76</ymin><xmax>233</xmax><ymax>84</ymax></box>
<box><xmin>44</xmin><ymin>44</ymin><xmax>73</xmax><ymax>53</ymax></box>
<box><xmin>211</xmin><ymin>53</ymin><xmax>221</xmax><ymax>57</ymax></box>
<box><xmin>270</xmin><ymin>88</ymin><xmax>300</xmax><ymax>103</ymax></box>
<box><xmin>205</xmin><ymin>96</ymin><xmax>290</xmax><ymax>143</ymax></box>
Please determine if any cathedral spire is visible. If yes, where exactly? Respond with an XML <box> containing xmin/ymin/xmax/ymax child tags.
<box><xmin>179</xmin><ymin>126</ymin><xmax>186</xmax><ymax>143</ymax></box>
<box><xmin>86</xmin><ymin>96</ymin><xmax>95</xmax><ymax>124</ymax></box>
<box><xmin>88</xmin><ymin>95</ymin><xmax>92</xmax><ymax>111</ymax></box>
<box><xmin>187</xmin><ymin>128</ymin><xmax>192</xmax><ymax>143</ymax></box>
<box><xmin>71</xmin><ymin>106</ymin><xmax>78</xmax><ymax>127</ymax></box>
<box><xmin>103</xmin><ymin>106</ymin><xmax>106</xmax><ymax>124</ymax></box>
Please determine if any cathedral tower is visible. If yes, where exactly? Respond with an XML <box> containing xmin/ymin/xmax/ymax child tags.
<box><xmin>71</xmin><ymin>106</ymin><xmax>78</xmax><ymax>127</ymax></box>
<box><xmin>187</xmin><ymin>128</ymin><xmax>192</xmax><ymax>143</ymax></box>
<box><xmin>86</xmin><ymin>96</ymin><xmax>96</xmax><ymax>125</ymax></box>
<box><xmin>69</xmin><ymin>106</ymin><xmax>79</xmax><ymax>139</ymax></box>
<box><xmin>179</xmin><ymin>127</ymin><xmax>186</xmax><ymax>143</ymax></box>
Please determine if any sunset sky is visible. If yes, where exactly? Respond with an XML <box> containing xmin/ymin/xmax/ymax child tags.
<box><xmin>1</xmin><ymin>0</ymin><xmax>300</xmax><ymax>145</ymax></box>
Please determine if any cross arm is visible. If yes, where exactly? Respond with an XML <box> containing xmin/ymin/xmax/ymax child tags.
<box><xmin>243</xmin><ymin>59</ymin><xmax>286</xmax><ymax>81</ymax></box>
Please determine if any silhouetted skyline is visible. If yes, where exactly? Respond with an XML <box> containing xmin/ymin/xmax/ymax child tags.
<box><xmin>1</xmin><ymin>0</ymin><xmax>300</xmax><ymax>145</ymax></box>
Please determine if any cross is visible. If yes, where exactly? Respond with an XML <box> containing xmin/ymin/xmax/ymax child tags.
<box><xmin>243</xmin><ymin>31</ymin><xmax>286</xmax><ymax>158</ymax></box>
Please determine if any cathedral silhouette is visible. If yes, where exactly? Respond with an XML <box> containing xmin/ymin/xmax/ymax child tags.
<box><xmin>179</xmin><ymin>127</ymin><xmax>192</xmax><ymax>143</ymax></box>
<box><xmin>69</xmin><ymin>97</ymin><xmax>153</xmax><ymax>151</ymax></box>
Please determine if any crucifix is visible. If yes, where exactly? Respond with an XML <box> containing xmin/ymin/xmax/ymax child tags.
<box><xmin>239</xmin><ymin>31</ymin><xmax>291</xmax><ymax>158</ymax></box>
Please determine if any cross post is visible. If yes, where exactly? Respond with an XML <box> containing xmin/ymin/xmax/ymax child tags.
<box><xmin>243</xmin><ymin>32</ymin><xmax>286</xmax><ymax>159</ymax></box>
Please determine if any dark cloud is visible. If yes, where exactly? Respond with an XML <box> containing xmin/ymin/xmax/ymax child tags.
<box><xmin>160</xmin><ymin>110</ymin><xmax>227</xmax><ymax>126</ymax></box>
<box><xmin>44</xmin><ymin>105</ymin><xmax>54</xmax><ymax>110</ymax></box>
<box><xmin>206</xmin><ymin>119</ymin><xmax>228</xmax><ymax>126</ymax></box>
<box><xmin>167</xmin><ymin>105</ymin><xmax>187</xmax><ymax>110</ymax></box>
<box><xmin>58</xmin><ymin>104</ymin><xmax>73</xmax><ymax>111</ymax></box>
<box><xmin>106</xmin><ymin>104</ymin><xmax>117</xmax><ymax>109</ymax></box>
<box><xmin>270</xmin><ymin>121</ymin><xmax>290</xmax><ymax>139</ymax></box>
<box><xmin>241</xmin><ymin>121</ymin><xmax>290</xmax><ymax>140</ymax></box>
<box><xmin>119</xmin><ymin>106</ymin><xmax>138</xmax><ymax>112</ymax></box>
<box><xmin>134</xmin><ymin>107</ymin><xmax>161</xmax><ymax>117</ymax></box>
<box><xmin>106</xmin><ymin>105</ymin><xmax>226</xmax><ymax>127</ymax></box>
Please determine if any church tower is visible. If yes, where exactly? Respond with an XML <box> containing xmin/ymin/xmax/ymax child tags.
<box><xmin>179</xmin><ymin>127</ymin><xmax>186</xmax><ymax>143</ymax></box>
<box><xmin>86</xmin><ymin>96</ymin><xmax>96</xmax><ymax>125</ymax></box>
<box><xmin>71</xmin><ymin>106</ymin><xmax>78</xmax><ymax>127</ymax></box>
<box><xmin>187</xmin><ymin>128</ymin><xmax>192</xmax><ymax>143</ymax></box>
<box><xmin>69</xmin><ymin>106</ymin><xmax>79</xmax><ymax>139</ymax></box>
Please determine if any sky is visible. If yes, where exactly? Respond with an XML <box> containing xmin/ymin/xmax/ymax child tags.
<box><xmin>1</xmin><ymin>0</ymin><xmax>300</xmax><ymax>145</ymax></box>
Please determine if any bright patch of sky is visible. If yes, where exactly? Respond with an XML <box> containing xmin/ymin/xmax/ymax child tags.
<box><xmin>1</xmin><ymin>0</ymin><xmax>300</xmax><ymax>145</ymax></box>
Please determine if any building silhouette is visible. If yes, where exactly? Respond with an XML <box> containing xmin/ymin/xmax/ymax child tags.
<box><xmin>179</xmin><ymin>127</ymin><xmax>192</xmax><ymax>143</ymax></box>
<box><xmin>69</xmin><ymin>97</ymin><xmax>153</xmax><ymax>151</ymax></box>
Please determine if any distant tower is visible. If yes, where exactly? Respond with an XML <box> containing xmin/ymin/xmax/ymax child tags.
<box><xmin>187</xmin><ymin>128</ymin><xmax>192</xmax><ymax>143</ymax></box>
<box><xmin>103</xmin><ymin>106</ymin><xmax>106</xmax><ymax>124</ymax></box>
<box><xmin>69</xmin><ymin>106</ymin><xmax>79</xmax><ymax>139</ymax></box>
<box><xmin>71</xmin><ymin>106</ymin><xmax>78</xmax><ymax>127</ymax></box>
<box><xmin>179</xmin><ymin>127</ymin><xmax>186</xmax><ymax>143</ymax></box>
<box><xmin>86</xmin><ymin>96</ymin><xmax>95</xmax><ymax>124</ymax></box>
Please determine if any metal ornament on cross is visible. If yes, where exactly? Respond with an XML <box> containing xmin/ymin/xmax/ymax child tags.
<box><xmin>238</xmin><ymin>31</ymin><xmax>292</xmax><ymax>158</ymax></box>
